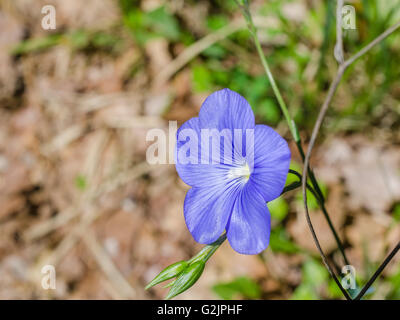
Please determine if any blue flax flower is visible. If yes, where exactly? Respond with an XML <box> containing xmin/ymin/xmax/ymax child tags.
<box><xmin>176</xmin><ymin>89</ymin><xmax>291</xmax><ymax>254</ymax></box>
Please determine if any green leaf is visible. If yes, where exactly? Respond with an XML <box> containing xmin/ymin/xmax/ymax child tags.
<box><xmin>207</xmin><ymin>15</ymin><xmax>229</xmax><ymax>31</ymax></box>
<box><xmin>165</xmin><ymin>261</ymin><xmax>205</xmax><ymax>300</ymax></box>
<box><xmin>285</xmin><ymin>162</ymin><xmax>302</xmax><ymax>185</ymax></box>
<box><xmin>303</xmin><ymin>258</ymin><xmax>328</xmax><ymax>285</ymax></box>
<box><xmin>145</xmin><ymin>6</ymin><xmax>180</xmax><ymax>41</ymax></box>
<box><xmin>145</xmin><ymin>260</ymin><xmax>189</xmax><ymax>290</ymax></box>
<box><xmin>121</xmin><ymin>5</ymin><xmax>180</xmax><ymax>45</ymax></box>
<box><xmin>292</xmin><ymin>258</ymin><xmax>329</xmax><ymax>299</ymax></box>
<box><xmin>212</xmin><ymin>276</ymin><xmax>261</xmax><ymax>300</ymax></box>
<box><xmin>327</xmin><ymin>278</ymin><xmax>344</xmax><ymax>298</ymax></box>
<box><xmin>12</xmin><ymin>34</ymin><xmax>61</xmax><ymax>55</ymax></box>
<box><xmin>268</xmin><ymin>197</ymin><xmax>289</xmax><ymax>221</ymax></box>
<box><xmin>203</xmin><ymin>44</ymin><xmax>227</xmax><ymax>58</ymax></box>
<box><xmin>192</xmin><ymin>65</ymin><xmax>212</xmax><ymax>92</ymax></box>
<box><xmin>393</xmin><ymin>204</ymin><xmax>400</xmax><ymax>222</ymax></box>
<box><xmin>269</xmin><ymin>227</ymin><xmax>299</xmax><ymax>253</ymax></box>
<box><xmin>68</xmin><ymin>30</ymin><xmax>90</xmax><ymax>49</ymax></box>
<box><xmin>291</xmin><ymin>283</ymin><xmax>318</xmax><ymax>300</ymax></box>
<box><xmin>75</xmin><ymin>175</ymin><xmax>87</xmax><ymax>191</ymax></box>
<box><xmin>258</xmin><ymin>99</ymin><xmax>280</xmax><ymax>124</ymax></box>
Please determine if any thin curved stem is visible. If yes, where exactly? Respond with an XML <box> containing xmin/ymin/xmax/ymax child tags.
<box><xmin>302</xmin><ymin>179</ymin><xmax>352</xmax><ymax>299</ymax></box>
<box><xmin>354</xmin><ymin>241</ymin><xmax>400</xmax><ymax>300</ymax></box>
<box><xmin>290</xmin><ymin>169</ymin><xmax>348</xmax><ymax>274</ymax></box>
<box><xmin>286</xmin><ymin>170</ymin><xmax>319</xmax><ymax>202</ymax></box>
<box><xmin>294</xmin><ymin>146</ymin><xmax>349</xmax><ymax>266</ymax></box>
<box><xmin>301</xmin><ymin>12</ymin><xmax>400</xmax><ymax>301</ymax></box>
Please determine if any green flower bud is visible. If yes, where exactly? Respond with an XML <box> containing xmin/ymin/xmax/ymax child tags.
<box><xmin>145</xmin><ymin>260</ymin><xmax>189</xmax><ymax>290</ymax></box>
<box><xmin>163</xmin><ymin>279</ymin><xmax>176</xmax><ymax>288</ymax></box>
<box><xmin>165</xmin><ymin>261</ymin><xmax>205</xmax><ymax>300</ymax></box>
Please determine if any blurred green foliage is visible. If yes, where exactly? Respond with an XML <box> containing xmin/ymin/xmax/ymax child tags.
<box><xmin>212</xmin><ymin>276</ymin><xmax>261</xmax><ymax>300</ymax></box>
<box><xmin>12</xmin><ymin>30</ymin><xmax>123</xmax><ymax>55</ymax></box>
<box><xmin>292</xmin><ymin>258</ymin><xmax>329</xmax><ymax>300</ymax></box>
<box><xmin>295</xmin><ymin>180</ymin><xmax>328</xmax><ymax>211</ymax></box>
<box><xmin>268</xmin><ymin>196</ymin><xmax>289</xmax><ymax>222</ymax></box>
<box><xmin>269</xmin><ymin>226</ymin><xmax>299</xmax><ymax>254</ymax></box>
<box><xmin>393</xmin><ymin>204</ymin><xmax>400</xmax><ymax>222</ymax></box>
<box><xmin>120</xmin><ymin>1</ymin><xmax>181</xmax><ymax>44</ymax></box>
<box><xmin>75</xmin><ymin>174</ymin><xmax>88</xmax><ymax>191</ymax></box>
<box><xmin>387</xmin><ymin>267</ymin><xmax>400</xmax><ymax>299</ymax></box>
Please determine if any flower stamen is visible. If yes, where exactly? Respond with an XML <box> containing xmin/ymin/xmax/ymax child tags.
<box><xmin>227</xmin><ymin>163</ymin><xmax>251</xmax><ymax>183</ymax></box>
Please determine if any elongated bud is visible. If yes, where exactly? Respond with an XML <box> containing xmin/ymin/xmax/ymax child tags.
<box><xmin>163</xmin><ymin>279</ymin><xmax>176</xmax><ymax>288</ymax></box>
<box><xmin>165</xmin><ymin>261</ymin><xmax>205</xmax><ymax>300</ymax></box>
<box><xmin>145</xmin><ymin>261</ymin><xmax>189</xmax><ymax>290</ymax></box>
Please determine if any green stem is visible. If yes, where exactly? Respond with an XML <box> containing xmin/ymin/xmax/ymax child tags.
<box><xmin>290</xmin><ymin>169</ymin><xmax>349</xmax><ymax>266</ymax></box>
<box><xmin>188</xmin><ymin>234</ymin><xmax>227</xmax><ymax>264</ymax></box>
<box><xmin>248</xmin><ymin>23</ymin><xmax>298</xmax><ymax>141</ymax></box>
<box><xmin>296</xmin><ymin>141</ymin><xmax>349</xmax><ymax>265</ymax></box>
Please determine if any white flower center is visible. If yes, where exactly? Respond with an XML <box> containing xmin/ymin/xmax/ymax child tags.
<box><xmin>227</xmin><ymin>163</ymin><xmax>251</xmax><ymax>183</ymax></box>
